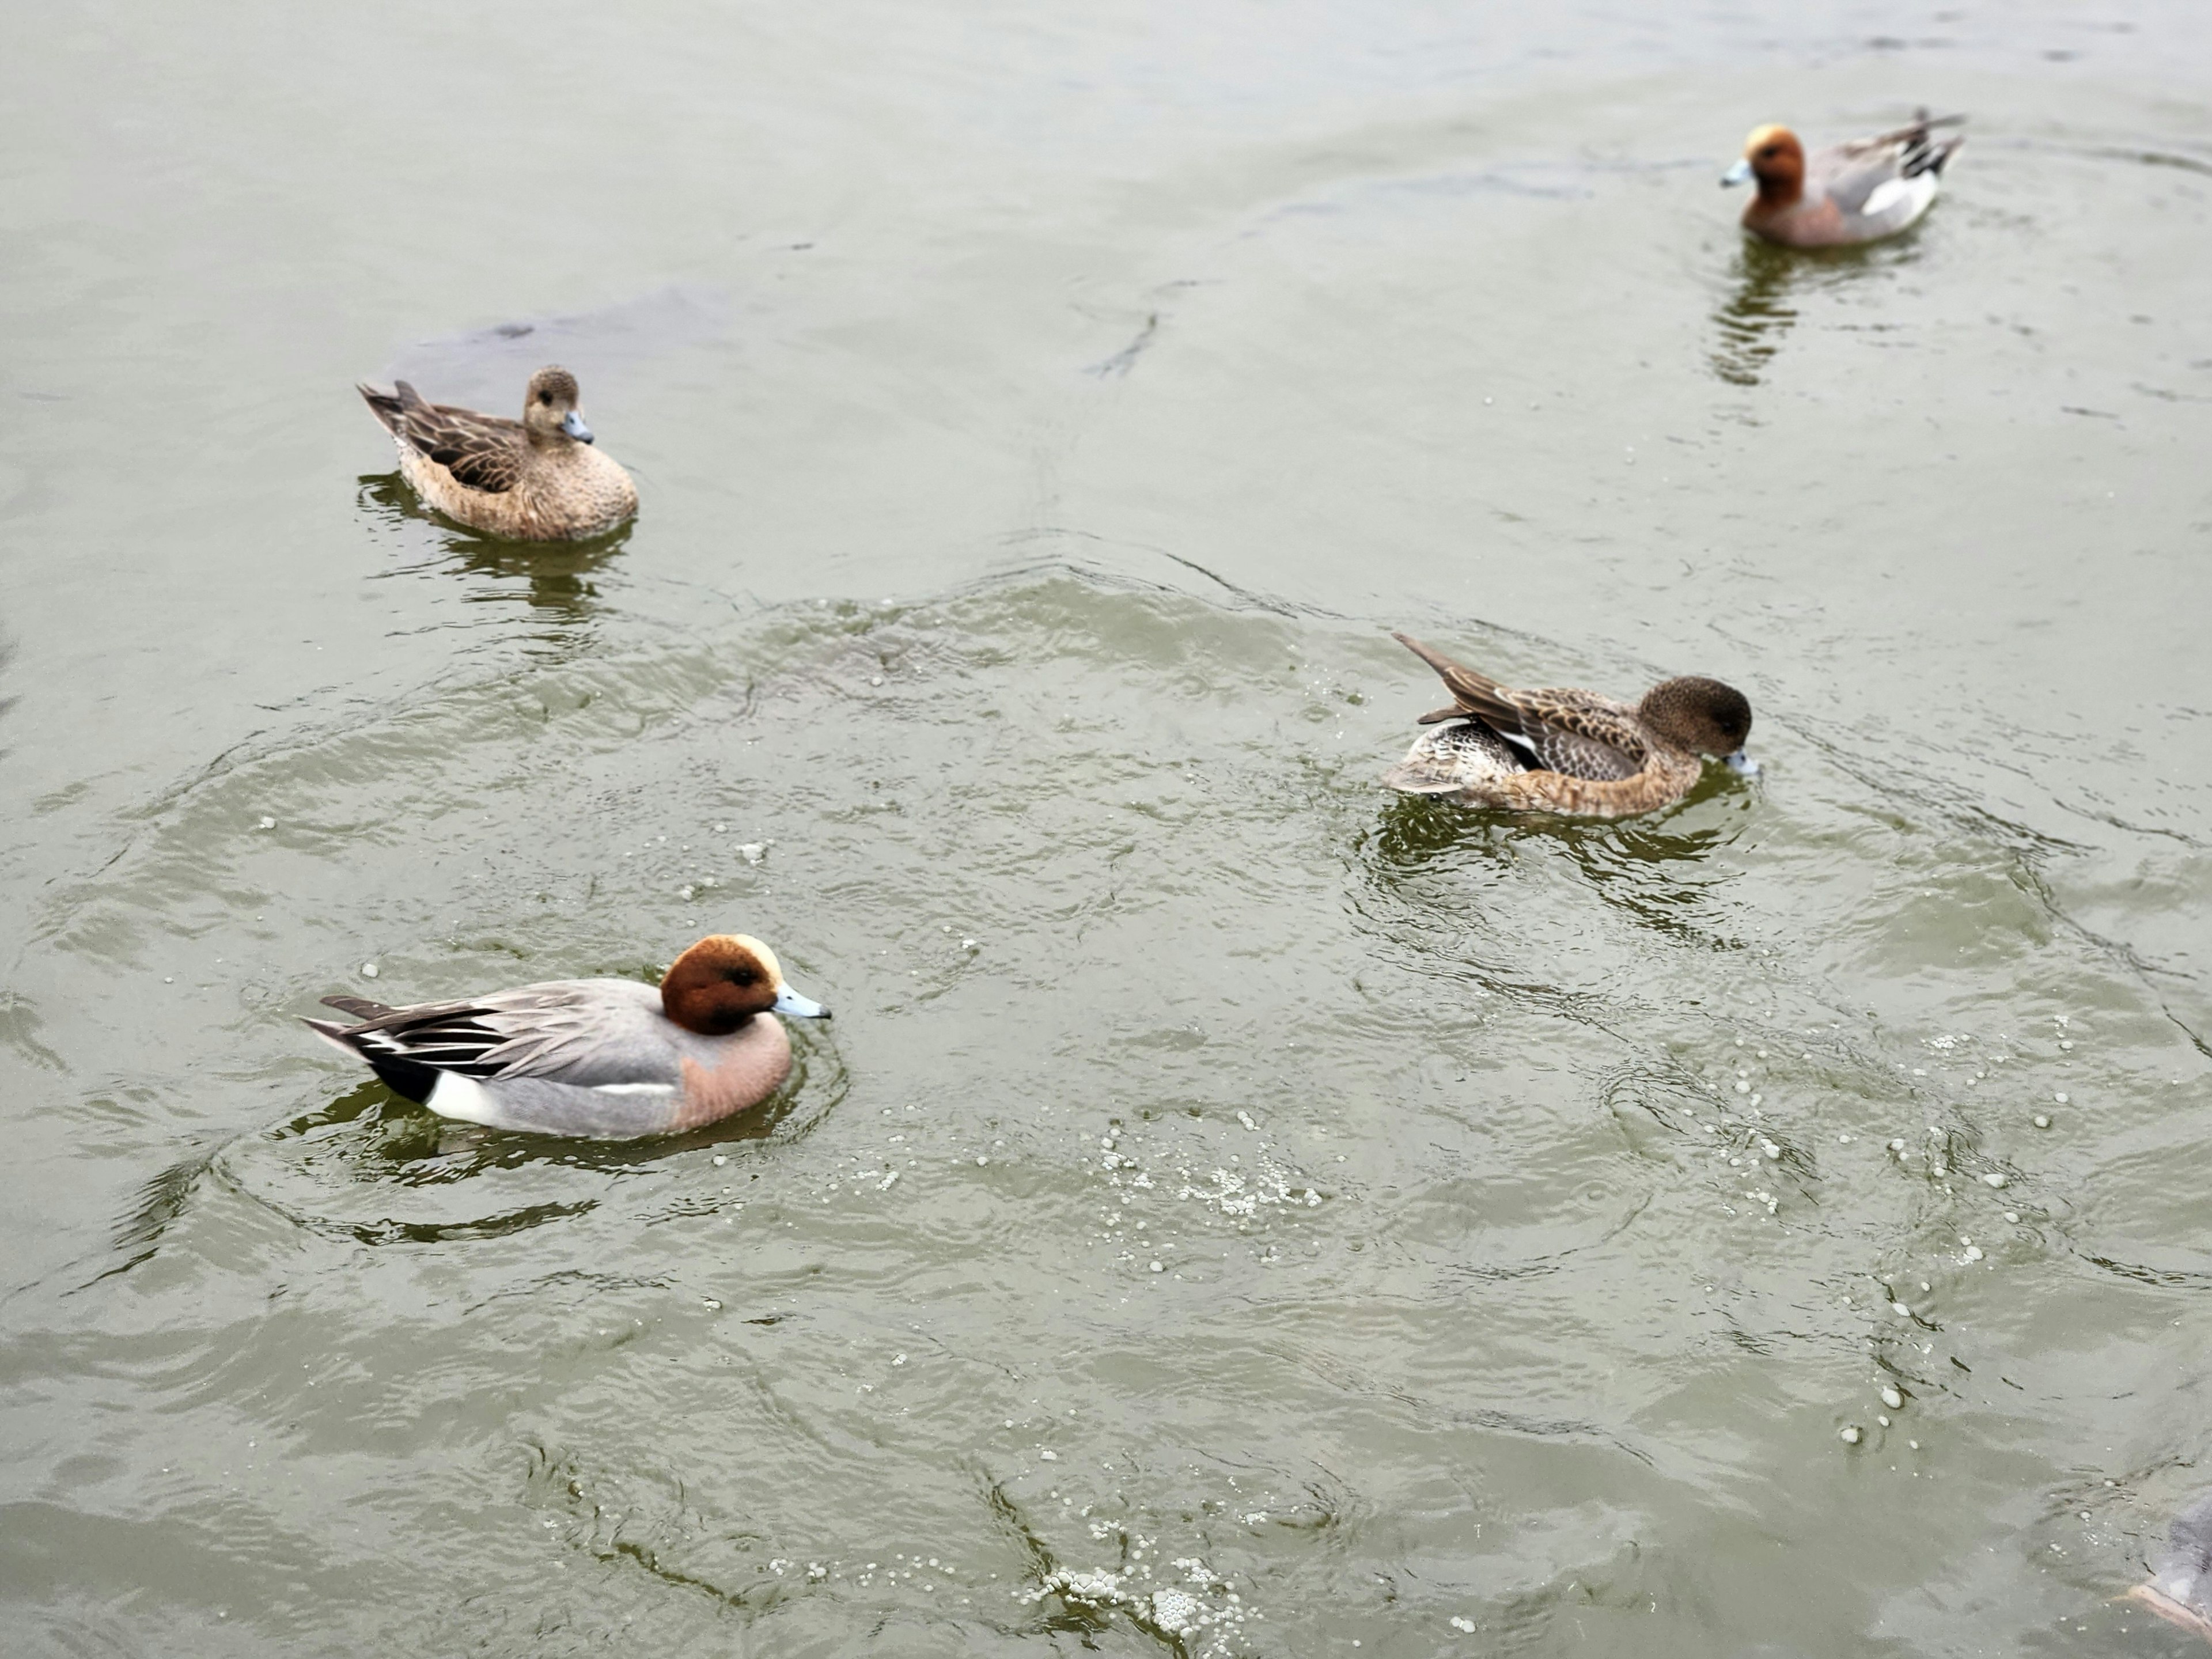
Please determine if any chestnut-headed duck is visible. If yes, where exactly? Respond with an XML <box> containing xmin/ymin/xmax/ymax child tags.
<box><xmin>2129</xmin><ymin>1491</ymin><xmax>2212</xmax><ymax>1643</ymax></box>
<box><xmin>1382</xmin><ymin>632</ymin><xmax>1756</xmax><ymax>819</ymax></box>
<box><xmin>1722</xmin><ymin>112</ymin><xmax>1964</xmax><ymax>247</ymax></box>
<box><xmin>303</xmin><ymin>934</ymin><xmax>828</xmax><ymax>1139</ymax></box>
<box><xmin>358</xmin><ymin>364</ymin><xmax>638</xmax><ymax>541</ymax></box>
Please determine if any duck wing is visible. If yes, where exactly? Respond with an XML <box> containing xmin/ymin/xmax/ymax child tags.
<box><xmin>308</xmin><ymin>980</ymin><xmax>673</xmax><ymax>1086</ymax></box>
<box><xmin>1820</xmin><ymin>112</ymin><xmax>1965</xmax><ymax>211</ymax></box>
<box><xmin>1499</xmin><ymin>688</ymin><xmax>1649</xmax><ymax>780</ymax></box>
<box><xmin>372</xmin><ymin>382</ymin><xmax>527</xmax><ymax>494</ymax></box>
<box><xmin>1392</xmin><ymin>633</ymin><xmax>1645</xmax><ymax>780</ymax></box>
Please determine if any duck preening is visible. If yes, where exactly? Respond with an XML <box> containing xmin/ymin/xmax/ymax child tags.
<box><xmin>1382</xmin><ymin>632</ymin><xmax>1756</xmax><ymax>818</ymax></box>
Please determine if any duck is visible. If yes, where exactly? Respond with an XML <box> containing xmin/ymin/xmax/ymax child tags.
<box><xmin>2130</xmin><ymin>1490</ymin><xmax>2212</xmax><ymax>1642</ymax></box>
<box><xmin>302</xmin><ymin>934</ymin><xmax>828</xmax><ymax>1139</ymax></box>
<box><xmin>1381</xmin><ymin>632</ymin><xmax>1756</xmax><ymax>818</ymax></box>
<box><xmin>1722</xmin><ymin>112</ymin><xmax>1964</xmax><ymax>247</ymax></box>
<box><xmin>357</xmin><ymin>364</ymin><xmax>638</xmax><ymax>540</ymax></box>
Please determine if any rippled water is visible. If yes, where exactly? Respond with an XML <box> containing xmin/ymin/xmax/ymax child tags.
<box><xmin>7</xmin><ymin>2</ymin><xmax>2212</xmax><ymax>1654</ymax></box>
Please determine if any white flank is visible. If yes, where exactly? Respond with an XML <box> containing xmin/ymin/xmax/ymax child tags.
<box><xmin>590</xmin><ymin>1082</ymin><xmax>676</xmax><ymax>1097</ymax></box>
<box><xmin>1861</xmin><ymin>173</ymin><xmax>1936</xmax><ymax>224</ymax></box>
<box><xmin>425</xmin><ymin>1069</ymin><xmax>500</xmax><ymax>1126</ymax></box>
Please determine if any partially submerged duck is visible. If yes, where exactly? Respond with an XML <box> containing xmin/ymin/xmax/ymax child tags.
<box><xmin>2129</xmin><ymin>1490</ymin><xmax>2212</xmax><ymax>1642</ymax></box>
<box><xmin>358</xmin><ymin>364</ymin><xmax>638</xmax><ymax>540</ymax></box>
<box><xmin>304</xmin><ymin>934</ymin><xmax>828</xmax><ymax>1139</ymax></box>
<box><xmin>1722</xmin><ymin>112</ymin><xmax>1964</xmax><ymax>247</ymax></box>
<box><xmin>1382</xmin><ymin>632</ymin><xmax>1756</xmax><ymax>819</ymax></box>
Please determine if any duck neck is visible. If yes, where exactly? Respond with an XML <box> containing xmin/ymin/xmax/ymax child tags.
<box><xmin>1755</xmin><ymin>168</ymin><xmax>1803</xmax><ymax>210</ymax></box>
<box><xmin>664</xmin><ymin>991</ymin><xmax>757</xmax><ymax>1037</ymax></box>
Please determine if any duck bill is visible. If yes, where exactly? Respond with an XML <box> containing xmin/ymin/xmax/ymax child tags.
<box><xmin>1723</xmin><ymin>749</ymin><xmax>1762</xmax><ymax>778</ymax></box>
<box><xmin>772</xmin><ymin>984</ymin><xmax>830</xmax><ymax>1020</ymax></box>
<box><xmin>1721</xmin><ymin>158</ymin><xmax>1753</xmax><ymax>188</ymax></box>
<box><xmin>560</xmin><ymin>410</ymin><xmax>596</xmax><ymax>444</ymax></box>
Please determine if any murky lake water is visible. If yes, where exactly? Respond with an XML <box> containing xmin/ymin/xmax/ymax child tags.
<box><xmin>7</xmin><ymin>2</ymin><xmax>2212</xmax><ymax>1653</ymax></box>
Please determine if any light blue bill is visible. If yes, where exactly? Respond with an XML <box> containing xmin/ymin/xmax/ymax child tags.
<box><xmin>773</xmin><ymin>983</ymin><xmax>830</xmax><ymax>1019</ymax></box>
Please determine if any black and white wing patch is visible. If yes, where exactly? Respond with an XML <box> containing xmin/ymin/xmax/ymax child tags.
<box><xmin>318</xmin><ymin>997</ymin><xmax>517</xmax><ymax>1078</ymax></box>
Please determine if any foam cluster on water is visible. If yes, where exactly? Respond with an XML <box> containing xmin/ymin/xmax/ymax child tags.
<box><xmin>1176</xmin><ymin>1156</ymin><xmax>1323</xmax><ymax>1219</ymax></box>
<box><xmin>1031</xmin><ymin>1552</ymin><xmax>1252</xmax><ymax>1651</ymax></box>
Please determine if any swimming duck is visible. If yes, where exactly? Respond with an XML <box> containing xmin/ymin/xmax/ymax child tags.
<box><xmin>1722</xmin><ymin>113</ymin><xmax>1964</xmax><ymax>247</ymax></box>
<box><xmin>358</xmin><ymin>364</ymin><xmax>638</xmax><ymax>540</ymax></box>
<box><xmin>1382</xmin><ymin>632</ymin><xmax>1756</xmax><ymax>818</ymax></box>
<box><xmin>2129</xmin><ymin>1490</ymin><xmax>2212</xmax><ymax>1642</ymax></box>
<box><xmin>302</xmin><ymin>934</ymin><xmax>828</xmax><ymax>1139</ymax></box>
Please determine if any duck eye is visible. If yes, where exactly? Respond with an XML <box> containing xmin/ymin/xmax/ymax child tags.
<box><xmin>538</xmin><ymin>391</ymin><xmax>553</xmax><ymax>404</ymax></box>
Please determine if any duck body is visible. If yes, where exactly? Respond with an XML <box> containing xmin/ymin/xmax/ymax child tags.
<box><xmin>303</xmin><ymin>935</ymin><xmax>828</xmax><ymax>1139</ymax></box>
<box><xmin>1724</xmin><ymin>114</ymin><xmax>1964</xmax><ymax>248</ymax></box>
<box><xmin>1382</xmin><ymin>633</ymin><xmax>1755</xmax><ymax>819</ymax></box>
<box><xmin>358</xmin><ymin>364</ymin><xmax>638</xmax><ymax>541</ymax></box>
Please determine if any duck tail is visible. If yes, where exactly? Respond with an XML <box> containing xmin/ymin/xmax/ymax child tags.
<box><xmin>357</xmin><ymin>382</ymin><xmax>405</xmax><ymax>434</ymax></box>
<box><xmin>301</xmin><ymin>1013</ymin><xmax>440</xmax><ymax>1104</ymax></box>
<box><xmin>1393</xmin><ymin>631</ymin><xmax>1488</xmax><ymax>685</ymax></box>
<box><xmin>1392</xmin><ymin>632</ymin><xmax>1518</xmax><ymax>729</ymax></box>
<box><xmin>362</xmin><ymin>1052</ymin><xmax>440</xmax><ymax>1104</ymax></box>
<box><xmin>321</xmin><ymin>994</ymin><xmax>399</xmax><ymax>1020</ymax></box>
<box><xmin>301</xmin><ymin>1015</ymin><xmax>364</xmax><ymax>1055</ymax></box>
<box><xmin>1897</xmin><ymin>109</ymin><xmax>1967</xmax><ymax>176</ymax></box>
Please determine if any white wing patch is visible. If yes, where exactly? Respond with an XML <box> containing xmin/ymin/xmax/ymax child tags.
<box><xmin>1861</xmin><ymin>173</ymin><xmax>1936</xmax><ymax>224</ymax></box>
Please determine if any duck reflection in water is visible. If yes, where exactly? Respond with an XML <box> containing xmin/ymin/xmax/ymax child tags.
<box><xmin>1371</xmin><ymin>789</ymin><xmax>1737</xmax><ymax>876</ymax></box>
<box><xmin>1711</xmin><ymin>230</ymin><xmax>1933</xmax><ymax>388</ymax></box>
<box><xmin>1710</xmin><ymin>238</ymin><xmax>1802</xmax><ymax>387</ymax></box>
<box><xmin>356</xmin><ymin>471</ymin><xmax>631</xmax><ymax>648</ymax></box>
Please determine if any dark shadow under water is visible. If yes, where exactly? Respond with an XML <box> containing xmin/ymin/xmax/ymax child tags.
<box><xmin>377</xmin><ymin>283</ymin><xmax>729</xmax><ymax>416</ymax></box>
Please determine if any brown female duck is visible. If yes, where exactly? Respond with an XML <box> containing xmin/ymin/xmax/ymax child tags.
<box><xmin>358</xmin><ymin>364</ymin><xmax>638</xmax><ymax>540</ymax></box>
<box><xmin>1382</xmin><ymin>633</ymin><xmax>1756</xmax><ymax>818</ymax></box>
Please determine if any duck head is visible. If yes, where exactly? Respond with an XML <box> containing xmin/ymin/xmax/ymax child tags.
<box><xmin>521</xmin><ymin>365</ymin><xmax>594</xmax><ymax>445</ymax></box>
<box><xmin>1722</xmin><ymin>125</ymin><xmax>1806</xmax><ymax>206</ymax></box>
<box><xmin>661</xmin><ymin>934</ymin><xmax>830</xmax><ymax>1035</ymax></box>
<box><xmin>1639</xmin><ymin>677</ymin><xmax>1757</xmax><ymax>774</ymax></box>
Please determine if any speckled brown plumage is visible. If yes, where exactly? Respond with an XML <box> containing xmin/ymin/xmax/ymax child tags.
<box><xmin>1384</xmin><ymin>632</ymin><xmax>1754</xmax><ymax>819</ymax></box>
<box><xmin>358</xmin><ymin>364</ymin><xmax>637</xmax><ymax>541</ymax></box>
